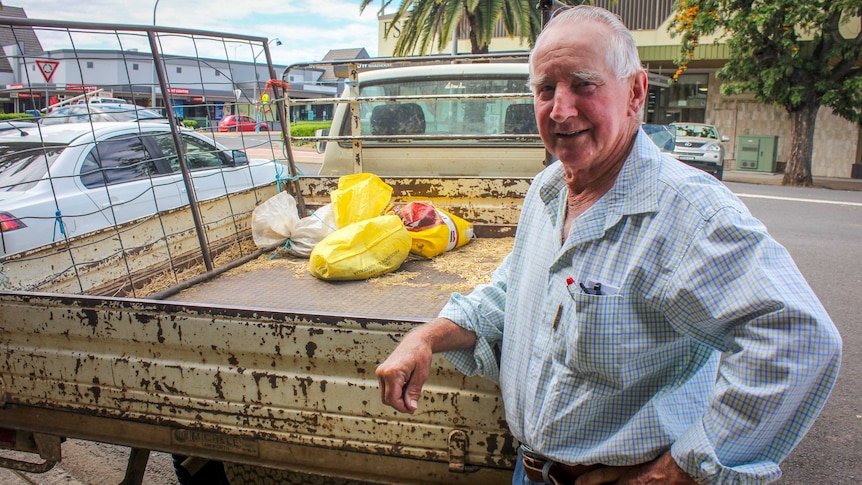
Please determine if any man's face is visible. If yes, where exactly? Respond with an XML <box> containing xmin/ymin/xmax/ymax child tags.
<box><xmin>530</xmin><ymin>20</ymin><xmax>644</xmax><ymax>183</ymax></box>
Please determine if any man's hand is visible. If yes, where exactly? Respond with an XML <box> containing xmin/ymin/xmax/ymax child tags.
<box><xmin>575</xmin><ymin>452</ymin><xmax>698</xmax><ymax>485</ymax></box>
<box><xmin>376</xmin><ymin>329</ymin><xmax>433</xmax><ymax>414</ymax></box>
<box><xmin>376</xmin><ymin>318</ymin><xmax>477</xmax><ymax>414</ymax></box>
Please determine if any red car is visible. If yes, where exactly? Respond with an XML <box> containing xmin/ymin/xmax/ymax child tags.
<box><xmin>217</xmin><ymin>114</ymin><xmax>268</xmax><ymax>132</ymax></box>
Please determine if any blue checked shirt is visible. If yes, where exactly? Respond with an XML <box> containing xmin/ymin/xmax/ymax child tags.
<box><xmin>440</xmin><ymin>130</ymin><xmax>842</xmax><ymax>484</ymax></box>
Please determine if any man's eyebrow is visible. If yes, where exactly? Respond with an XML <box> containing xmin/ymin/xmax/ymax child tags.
<box><xmin>571</xmin><ymin>70</ymin><xmax>604</xmax><ymax>83</ymax></box>
<box><xmin>528</xmin><ymin>70</ymin><xmax>604</xmax><ymax>90</ymax></box>
<box><xmin>528</xmin><ymin>74</ymin><xmax>548</xmax><ymax>90</ymax></box>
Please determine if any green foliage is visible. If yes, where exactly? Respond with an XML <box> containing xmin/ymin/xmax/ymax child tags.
<box><xmin>182</xmin><ymin>119</ymin><xmax>198</xmax><ymax>129</ymax></box>
<box><xmin>0</xmin><ymin>113</ymin><xmax>36</xmax><ymax>121</ymax></box>
<box><xmin>290</xmin><ymin>121</ymin><xmax>332</xmax><ymax>138</ymax></box>
<box><xmin>359</xmin><ymin>0</ymin><xmax>560</xmax><ymax>56</ymax></box>
<box><xmin>669</xmin><ymin>0</ymin><xmax>862</xmax><ymax>123</ymax></box>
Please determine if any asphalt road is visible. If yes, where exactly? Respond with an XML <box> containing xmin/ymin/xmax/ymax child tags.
<box><xmin>1</xmin><ymin>180</ymin><xmax>860</xmax><ymax>485</ymax></box>
<box><xmin>725</xmin><ymin>182</ymin><xmax>862</xmax><ymax>484</ymax></box>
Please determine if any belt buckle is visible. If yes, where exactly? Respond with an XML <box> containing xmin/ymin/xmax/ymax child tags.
<box><xmin>520</xmin><ymin>445</ymin><xmax>557</xmax><ymax>484</ymax></box>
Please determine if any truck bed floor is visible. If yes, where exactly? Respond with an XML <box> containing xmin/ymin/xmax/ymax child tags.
<box><xmin>167</xmin><ymin>238</ymin><xmax>512</xmax><ymax>319</ymax></box>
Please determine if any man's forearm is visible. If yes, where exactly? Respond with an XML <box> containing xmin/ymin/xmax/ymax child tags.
<box><xmin>415</xmin><ymin>317</ymin><xmax>478</xmax><ymax>353</ymax></box>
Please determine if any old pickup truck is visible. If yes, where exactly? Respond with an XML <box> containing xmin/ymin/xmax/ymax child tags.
<box><xmin>0</xmin><ymin>16</ymin><xmax>550</xmax><ymax>485</ymax></box>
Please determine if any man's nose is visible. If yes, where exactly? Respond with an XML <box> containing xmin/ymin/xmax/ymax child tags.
<box><xmin>550</xmin><ymin>88</ymin><xmax>579</xmax><ymax>121</ymax></box>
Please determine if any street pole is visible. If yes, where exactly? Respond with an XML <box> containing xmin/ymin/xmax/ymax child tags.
<box><xmin>252</xmin><ymin>38</ymin><xmax>280</xmax><ymax>133</ymax></box>
<box><xmin>151</xmin><ymin>0</ymin><xmax>160</xmax><ymax>109</ymax></box>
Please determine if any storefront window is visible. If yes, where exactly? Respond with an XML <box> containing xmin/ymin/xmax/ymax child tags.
<box><xmin>666</xmin><ymin>73</ymin><xmax>709</xmax><ymax>123</ymax></box>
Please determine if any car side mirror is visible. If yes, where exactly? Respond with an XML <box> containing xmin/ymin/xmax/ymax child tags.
<box><xmin>721</xmin><ymin>135</ymin><xmax>730</xmax><ymax>142</ymax></box>
<box><xmin>315</xmin><ymin>128</ymin><xmax>330</xmax><ymax>154</ymax></box>
<box><xmin>231</xmin><ymin>150</ymin><xmax>249</xmax><ymax>165</ymax></box>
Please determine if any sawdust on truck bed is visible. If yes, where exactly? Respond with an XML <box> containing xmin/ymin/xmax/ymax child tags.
<box><xmin>228</xmin><ymin>236</ymin><xmax>514</xmax><ymax>294</ymax></box>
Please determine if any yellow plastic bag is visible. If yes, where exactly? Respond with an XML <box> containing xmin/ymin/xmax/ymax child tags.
<box><xmin>395</xmin><ymin>202</ymin><xmax>475</xmax><ymax>258</ymax></box>
<box><xmin>330</xmin><ymin>173</ymin><xmax>393</xmax><ymax>229</ymax></box>
<box><xmin>309</xmin><ymin>214</ymin><xmax>411</xmax><ymax>280</ymax></box>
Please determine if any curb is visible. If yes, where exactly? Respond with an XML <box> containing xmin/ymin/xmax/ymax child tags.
<box><xmin>724</xmin><ymin>171</ymin><xmax>862</xmax><ymax>192</ymax></box>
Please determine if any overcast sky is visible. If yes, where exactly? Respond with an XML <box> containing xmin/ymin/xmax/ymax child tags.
<box><xmin>11</xmin><ymin>0</ymin><xmax>383</xmax><ymax>64</ymax></box>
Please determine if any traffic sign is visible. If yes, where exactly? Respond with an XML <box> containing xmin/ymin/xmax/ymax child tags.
<box><xmin>35</xmin><ymin>60</ymin><xmax>60</xmax><ymax>82</ymax></box>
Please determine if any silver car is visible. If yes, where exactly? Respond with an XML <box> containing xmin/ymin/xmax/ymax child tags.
<box><xmin>40</xmin><ymin>103</ymin><xmax>167</xmax><ymax>126</ymax></box>
<box><xmin>670</xmin><ymin>122</ymin><xmax>729</xmax><ymax>180</ymax></box>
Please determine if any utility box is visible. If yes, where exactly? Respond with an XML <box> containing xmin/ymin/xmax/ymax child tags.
<box><xmin>736</xmin><ymin>135</ymin><xmax>779</xmax><ymax>172</ymax></box>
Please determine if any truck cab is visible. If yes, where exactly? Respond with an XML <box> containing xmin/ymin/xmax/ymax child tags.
<box><xmin>318</xmin><ymin>61</ymin><xmax>548</xmax><ymax>177</ymax></box>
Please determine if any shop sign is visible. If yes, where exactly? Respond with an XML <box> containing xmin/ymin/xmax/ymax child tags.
<box><xmin>66</xmin><ymin>84</ymin><xmax>99</xmax><ymax>92</ymax></box>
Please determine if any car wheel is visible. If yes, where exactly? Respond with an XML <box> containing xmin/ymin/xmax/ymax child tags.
<box><xmin>172</xmin><ymin>455</ymin><xmax>230</xmax><ymax>485</ymax></box>
<box><xmin>715</xmin><ymin>164</ymin><xmax>724</xmax><ymax>181</ymax></box>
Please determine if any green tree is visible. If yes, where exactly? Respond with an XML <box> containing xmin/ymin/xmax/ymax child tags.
<box><xmin>670</xmin><ymin>1</ymin><xmax>862</xmax><ymax>186</ymax></box>
<box><xmin>359</xmin><ymin>0</ymin><xmax>548</xmax><ymax>56</ymax></box>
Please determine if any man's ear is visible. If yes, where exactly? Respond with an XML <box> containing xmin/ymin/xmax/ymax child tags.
<box><xmin>629</xmin><ymin>70</ymin><xmax>649</xmax><ymax>117</ymax></box>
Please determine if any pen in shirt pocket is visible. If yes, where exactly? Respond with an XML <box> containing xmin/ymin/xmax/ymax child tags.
<box><xmin>567</xmin><ymin>277</ymin><xmax>620</xmax><ymax>296</ymax></box>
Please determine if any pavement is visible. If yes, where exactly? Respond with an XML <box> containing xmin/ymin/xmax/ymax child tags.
<box><xmin>723</xmin><ymin>170</ymin><xmax>862</xmax><ymax>191</ymax></box>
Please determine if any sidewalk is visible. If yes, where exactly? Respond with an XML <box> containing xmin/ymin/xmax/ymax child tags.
<box><xmin>724</xmin><ymin>170</ymin><xmax>862</xmax><ymax>191</ymax></box>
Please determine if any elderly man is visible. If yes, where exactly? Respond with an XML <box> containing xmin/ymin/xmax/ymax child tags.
<box><xmin>376</xmin><ymin>5</ymin><xmax>842</xmax><ymax>484</ymax></box>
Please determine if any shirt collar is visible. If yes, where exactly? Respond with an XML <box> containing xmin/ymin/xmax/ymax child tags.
<box><xmin>538</xmin><ymin>128</ymin><xmax>661</xmax><ymax>218</ymax></box>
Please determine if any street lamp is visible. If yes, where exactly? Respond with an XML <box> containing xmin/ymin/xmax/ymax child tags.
<box><xmin>252</xmin><ymin>38</ymin><xmax>281</xmax><ymax>132</ymax></box>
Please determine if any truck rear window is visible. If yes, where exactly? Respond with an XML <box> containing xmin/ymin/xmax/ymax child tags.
<box><xmin>355</xmin><ymin>76</ymin><xmax>538</xmax><ymax>141</ymax></box>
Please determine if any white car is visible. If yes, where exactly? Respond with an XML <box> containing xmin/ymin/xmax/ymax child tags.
<box><xmin>0</xmin><ymin>122</ymin><xmax>280</xmax><ymax>256</ymax></box>
<box><xmin>670</xmin><ymin>122</ymin><xmax>729</xmax><ymax>180</ymax></box>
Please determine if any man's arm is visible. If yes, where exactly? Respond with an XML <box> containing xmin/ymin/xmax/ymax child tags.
<box><xmin>663</xmin><ymin>207</ymin><xmax>842</xmax><ymax>483</ymax></box>
<box><xmin>377</xmin><ymin>317</ymin><xmax>477</xmax><ymax>414</ymax></box>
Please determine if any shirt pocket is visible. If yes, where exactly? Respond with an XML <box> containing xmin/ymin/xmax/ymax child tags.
<box><xmin>562</xmin><ymin>293</ymin><xmax>672</xmax><ymax>393</ymax></box>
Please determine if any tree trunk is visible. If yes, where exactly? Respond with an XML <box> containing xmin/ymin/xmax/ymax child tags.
<box><xmin>782</xmin><ymin>101</ymin><xmax>819</xmax><ymax>187</ymax></box>
<box><xmin>465</xmin><ymin>12</ymin><xmax>489</xmax><ymax>54</ymax></box>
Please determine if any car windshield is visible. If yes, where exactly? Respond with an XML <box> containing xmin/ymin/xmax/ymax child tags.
<box><xmin>0</xmin><ymin>143</ymin><xmax>67</xmax><ymax>191</ymax></box>
<box><xmin>642</xmin><ymin>124</ymin><xmax>675</xmax><ymax>152</ymax></box>
<box><xmin>41</xmin><ymin>105</ymin><xmax>165</xmax><ymax>126</ymax></box>
<box><xmin>673</xmin><ymin>123</ymin><xmax>718</xmax><ymax>140</ymax></box>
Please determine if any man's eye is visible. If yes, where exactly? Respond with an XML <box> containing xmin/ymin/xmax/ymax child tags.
<box><xmin>535</xmin><ymin>85</ymin><xmax>555</xmax><ymax>98</ymax></box>
<box><xmin>574</xmin><ymin>82</ymin><xmax>598</xmax><ymax>95</ymax></box>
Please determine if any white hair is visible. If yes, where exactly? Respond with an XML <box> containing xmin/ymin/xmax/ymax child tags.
<box><xmin>529</xmin><ymin>5</ymin><xmax>643</xmax><ymax>81</ymax></box>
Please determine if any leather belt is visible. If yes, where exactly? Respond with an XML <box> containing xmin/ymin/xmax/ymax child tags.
<box><xmin>520</xmin><ymin>446</ymin><xmax>605</xmax><ymax>485</ymax></box>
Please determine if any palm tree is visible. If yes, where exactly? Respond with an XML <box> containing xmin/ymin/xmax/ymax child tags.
<box><xmin>359</xmin><ymin>0</ymin><xmax>544</xmax><ymax>56</ymax></box>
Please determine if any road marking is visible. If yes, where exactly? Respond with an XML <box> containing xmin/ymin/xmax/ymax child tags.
<box><xmin>735</xmin><ymin>193</ymin><xmax>862</xmax><ymax>207</ymax></box>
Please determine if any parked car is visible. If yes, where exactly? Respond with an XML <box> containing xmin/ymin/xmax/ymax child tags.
<box><xmin>218</xmin><ymin>114</ymin><xmax>268</xmax><ymax>132</ymax></box>
<box><xmin>77</xmin><ymin>97</ymin><xmax>127</xmax><ymax>104</ymax></box>
<box><xmin>0</xmin><ymin>122</ymin><xmax>280</xmax><ymax>256</ymax></box>
<box><xmin>41</xmin><ymin>104</ymin><xmax>167</xmax><ymax>126</ymax></box>
<box><xmin>670</xmin><ymin>122</ymin><xmax>729</xmax><ymax>180</ymax></box>
<box><xmin>0</xmin><ymin>119</ymin><xmax>38</xmax><ymax>134</ymax></box>
<box><xmin>642</xmin><ymin>123</ymin><xmax>675</xmax><ymax>153</ymax></box>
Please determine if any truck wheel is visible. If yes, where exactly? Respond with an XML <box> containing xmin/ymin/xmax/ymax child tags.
<box><xmin>172</xmin><ymin>454</ymin><xmax>230</xmax><ymax>485</ymax></box>
<box><xmin>223</xmin><ymin>462</ymin><xmax>377</xmax><ymax>485</ymax></box>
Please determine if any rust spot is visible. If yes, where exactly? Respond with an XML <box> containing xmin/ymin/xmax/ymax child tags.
<box><xmin>295</xmin><ymin>376</ymin><xmax>313</xmax><ymax>397</ymax></box>
<box><xmin>78</xmin><ymin>308</ymin><xmax>98</xmax><ymax>333</ymax></box>
<box><xmin>305</xmin><ymin>341</ymin><xmax>317</xmax><ymax>358</ymax></box>
<box><xmin>214</xmin><ymin>372</ymin><xmax>225</xmax><ymax>399</ymax></box>
<box><xmin>135</xmin><ymin>313</ymin><xmax>154</xmax><ymax>324</ymax></box>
